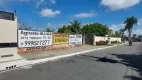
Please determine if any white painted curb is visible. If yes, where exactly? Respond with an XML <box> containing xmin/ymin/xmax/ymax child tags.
<box><xmin>0</xmin><ymin>43</ymin><xmax>126</xmax><ymax>73</ymax></box>
<box><xmin>30</xmin><ymin>43</ymin><xmax>126</xmax><ymax>64</ymax></box>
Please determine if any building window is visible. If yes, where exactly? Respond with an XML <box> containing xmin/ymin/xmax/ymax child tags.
<box><xmin>0</xmin><ymin>11</ymin><xmax>14</xmax><ymax>21</ymax></box>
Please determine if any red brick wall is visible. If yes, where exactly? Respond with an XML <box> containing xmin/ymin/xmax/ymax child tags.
<box><xmin>18</xmin><ymin>44</ymin><xmax>73</xmax><ymax>53</ymax></box>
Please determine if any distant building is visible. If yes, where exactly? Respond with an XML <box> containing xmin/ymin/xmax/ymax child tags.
<box><xmin>108</xmin><ymin>28</ymin><xmax>116</xmax><ymax>35</ymax></box>
<box><xmin>133</xmin><ymin>34</ymin><xmax>137</xmax><ymax>38</ymax></box>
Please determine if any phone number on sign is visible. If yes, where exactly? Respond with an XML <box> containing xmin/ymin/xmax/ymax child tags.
<box><xmin>23</xmin><ymin>40</ymin><xmax>50</xmax><ymax>47</ymax></box>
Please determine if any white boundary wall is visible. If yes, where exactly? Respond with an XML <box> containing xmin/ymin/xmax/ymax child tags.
<box><xmin>93</xmin><ymin>36</ymin><xmax>121</xmax><ymax>45</ymax></box>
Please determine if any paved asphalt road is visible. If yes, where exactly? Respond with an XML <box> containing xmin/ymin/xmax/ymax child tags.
<box><xmin>0</xmin><ymin>42</ymin><xmax>142</xmax><ymax>80</ymax></box>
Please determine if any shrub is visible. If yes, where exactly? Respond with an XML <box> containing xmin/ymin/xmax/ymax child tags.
<box><xmin>96</xmin><ymin>40</ymin><xmax>109</xmax><ymax>45</ymax></box>
<box><xmin>111</xmin><ymin>41</ymin><xmax>119</xmax><ymax>44</ymax></box>
<box><xmin>121</xmin><ymin>38</ymin><xmax>125</xmax><ymax>43</ymax></box>
<box><xmin>105</xmin><ymin>40</ymin><xmax>109</xmax><ymax>45</ymax></box>
<box><xmin>96</xmin><ymin>41</ymin><xmax>101</xmax><ymax>45</ymax></box>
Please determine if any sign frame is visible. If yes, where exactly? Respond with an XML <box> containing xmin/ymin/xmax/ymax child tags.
<box><xmin>69</xmin><ymin>34</ymin><xmax>82</xmax><ymax>46</ymax></box>
<box><xmin>18</xmin><ymin>30</ymin><xmax>53</xmax><ymax>48</ymax></box>
<box><xmin>53</xmin><ymin>33</ymin><xmax>69</xmax><ymax>45</ymax></box>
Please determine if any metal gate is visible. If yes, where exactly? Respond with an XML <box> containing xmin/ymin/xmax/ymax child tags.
<box><xmin>84</xmin><ymin>34</ymin><xmax>94</xmax><ymax>45</ymax></box>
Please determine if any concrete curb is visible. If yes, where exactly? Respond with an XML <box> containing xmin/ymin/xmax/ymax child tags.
<box><xmin>30</xmin><ymin>43</ymin><xmax>126</xmax><ymax>64</ymax></box>
<box><xmin>0</xmin><ymin>43</ymin><xmax>126</xmax><ymax>73</ymax></box>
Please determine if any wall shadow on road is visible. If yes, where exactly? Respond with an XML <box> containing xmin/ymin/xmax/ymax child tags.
<box><xmin>80</xmin><ymin>54</ymin><xmax>142</xmax><ymax>80</ymax></box>
<box><xmin>124</xmin><ymin>75</ymin><xmax>142</xmax><ymax>80</ymax></box>
<box><xmin>80</xmin><ymin>55</ymin><xmax>119</xmax><ymax>64</ymax></box>
<box><xmin>110</xmin><ymin>53</ymin><xmax>142</xmax><ymax>80</ymax></box>
<box><xmin>79</xmin><ymin>43</ymin><xmax>142</xmax><ymax>80</ymax></box>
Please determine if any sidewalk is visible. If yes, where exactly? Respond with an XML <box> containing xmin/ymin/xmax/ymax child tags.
<box><xmin>19</xmin><ymin>44</ymin><xmax>115</xmax><ymax>60</ymax></box>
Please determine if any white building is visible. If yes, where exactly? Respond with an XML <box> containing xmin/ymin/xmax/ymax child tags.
<box><xmin>109</xmin><ymin>28</ymin><xmax>116</xmax><ymax>35</ymax></box>
<box><xmin>0</xmin><ymin>11</ymin><xmax>22</xmax><ymax>63</ymax></box>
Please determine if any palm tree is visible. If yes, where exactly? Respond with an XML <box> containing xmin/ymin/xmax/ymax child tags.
<box><xmin>58</xmin><ymin>25</ymin><xmax>72</xmax><ymax>34</ymax></box>
<box><xmin>70</xmin><ymin>20</ymin><xmax>81</xmax><ymax>34</ymax></box>
<box><xmin>124</xmin><ymin>16</ymin><xmax>137</xmax><ymax>46</ymax></box>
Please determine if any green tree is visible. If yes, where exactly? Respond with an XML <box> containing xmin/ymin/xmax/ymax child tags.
<box><xmin>124</xmin><ymin>16</ymin><xmax>137</xmax><ymax>45</ymax></box>
<box><xmin>81</xmin><ymin>23</ymin><xmax>109</xmax><ymax>36</ymax></box>
<box><xmin>70</xmin><ymin>20</ymin><xmax>81</xmax><ymax>34</ymax></box>
<box><xmin>111</xmin><ymin>31</ymin><xmax>121</xmax><ymax>37</ymax></box>
<box><xmin>18</xmin><ymin>23</ymin><xmax>32</xmax><ymax>30</ymax></box>
<box><xmin>119</xmin><ymin>28</ymin><xmax>125</xmax><ymax>37</ymax></box>
<box><xmin>46</xmin><ymin>28</ymin><xmax>54</xmax><ymax>32</ymax></box>
<box><xmin>58</xmin><ymin>25</ymin><xmax>72</xmax><ymax>34</ymax></box>
<box><xmin>115</xmin><ymin>31</ymin><xmax>121</xmax><ymax>37</ymax></box>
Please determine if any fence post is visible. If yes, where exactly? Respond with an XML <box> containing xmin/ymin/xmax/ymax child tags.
<box><xmin>83</xmin><ymin>35</ymin><xmax>85</xmax><ymax>44</ymax></box>
<box><xmin>93</xmin><ymin>35</ymin><xmax>96</xmax><ymax>45</ymax></box>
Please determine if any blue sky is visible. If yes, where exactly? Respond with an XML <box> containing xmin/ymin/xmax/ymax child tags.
<box><xmin>0</xmin><ymin>0</ymin><xmax>142</xmax><ymax>34</ymax></box>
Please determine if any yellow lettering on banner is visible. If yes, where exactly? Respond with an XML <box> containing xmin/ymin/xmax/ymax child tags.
<box><xmin>54</xmin><ymin>34</ymin><xmax>68</xmax><ymax>45</ymax></box>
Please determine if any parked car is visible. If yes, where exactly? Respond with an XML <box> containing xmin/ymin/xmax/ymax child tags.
<box><xmin>132</xmin><ymin>38</ymin><xmax>141</xmax><ymax>42</ymax></box>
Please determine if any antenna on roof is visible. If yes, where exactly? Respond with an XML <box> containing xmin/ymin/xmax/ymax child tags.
<box><xmin>14</xmin><ymin>10</ymin><xmax>17</xmax><ymax>16</ymax></box>
<box><xmin>15</xmin><ymin>10</ymin><xmax>16</xmax><ymax>14</ymax></box>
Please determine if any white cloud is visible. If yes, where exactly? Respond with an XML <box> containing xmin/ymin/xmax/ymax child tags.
<box><xmin>19</xmin><ymin>0</ymin><xmax>30</xmax><ymax>2</ymax></box>
<box><xmin>38</xmin><ymin>23</ymin><xmax>65</xmax><ymax>32</ymax></box>
<box><xmin>47</xmin><ymin>23</ymin><xmax>54</xmax><ymax>27</ymax></box>
<box><xmin>36</xmin><ymin>0</ymin><xmax>44</xmax><ymax>8</ymax></box>
<box><xmin>109</xmin><ymin>18</ymin><xmax>142</xmax><ymax>35</ymax></box>
<box><xmin>0</xmin><ymin>0</ymin><xmax>30</xmax><ymax>7</ymax></box>
<box><xmin>0</xmin><ymin>0</ymin><xmax>30</xmax><ymax>4</ymax></box>
<box><xmin>133</xmin><ymin>28</ymin><xmax>142</xmax><ymax>35</ymax></box>
<box><xmin>36</xmin><ymin>0</ymin><xmax>56</xmax><ymax>8</ymax></box>
<box><xmin>109</xmin><ymin>24</ymin><xmax>129</xmax><ymax>35</ymax></box>
<box><xmin>51</xmin><ymin>0</ymin><xmax>56</xmax><ymax>4</ymax></box>
<box><xmin>109</xmin><ymin>18</ymin><xmax>142</xmax><ymax>30</ymax></box>
<box><xmin>47</xmin><ymin>23</ymin><xmax>66</xmax><ymax>28</ymax></box>
<box><xmin>133</xmin><ymin>19</ymin><xmax>142</xmax><ymax>35</ymax></box>
<box><xmin>100</xmin><ymin>0</ymin><xmax>141</xmax><ymax>11</ymax></box>
<box><xmin>0</xmin><ymin>0</ymin><xmax>5</xmax><ymax>4</ymax></box>
<box><xmin>138</xmin><ymin>19</ymin><xmax>142</xmax><ymax>26</ymax></box>
<box><xmin>109</xmin><ymin>24</ymin><xmax>125</xmax><ymax>31</ymax></box>
<box><xmin>0</xmin><ymin>0</ymin><xmax>9</xmax><ymax>6</ymax></box>
<box><xmin>73</xmin><ymin>12</ymin><xmax>96</xmax><ymax>18</ymax></box>
<box><xmin>40</xmin><ymin>8</ymin><xmax>61</xmax><ymax>18</ymax></box>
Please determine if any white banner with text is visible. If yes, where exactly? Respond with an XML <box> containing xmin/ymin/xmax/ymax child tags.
<box><xmin>18</xmin><ymin>30</ymin><xmax>53</xmax><ymax>48</ymax></box>
<box><xmin>69</xmin><ymin>34</ymin><xmax>82</xmax><ymax>46</ymax></box>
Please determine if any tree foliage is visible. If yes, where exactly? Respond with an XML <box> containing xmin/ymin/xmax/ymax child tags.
<box><xmin>119</xmin><ymin>29</ymin><xmax>125</xmax><ymax>35</ymax></box>
<box><xmin>70</xmin><ymin>20</ymin><xmax>81</xmax><ymax>34</ymax></box>
<box><xmin>115</xmin><ymin>31</ymin><xmax>121</xmax><ymax>37</ymax></box>
<box><xmin>46</xmin><ymin>28</ymin><xmax>54</xmax><ymax>32</ymax></box>
<box><xmin>124</xmin><ymin>16</ymin><xmax>137</xmax><ymax>40</ymax></box>
<box><xmin>58</xmin><ymin>20</ymin><xmax>81</xmax><ymax>34</ymax></box>
<box><xmin>124</xmin><ymin>16</ymin><xmax>137</xmax><ymax>30</ymax></box>
<box><xmin>58</xmin><ymin>20</ymin><xmax>123</xmax><ymax>37</ymax></box>
<box><xmin>58</xmin><ymin>25</ymin><xmax>72</xmax><ymax>34</ymax></box>
<box><xmin>81</xmin><ymin>23</ymin><xmax>109</xmax><ymax>36</ymax></box>
<box><xmin>18</xmin><ymin>23</ymin><xmax>33</xmax><ymax>30</ymax></box>
<box><xmin>119</xmin><ymin>28</ymin><xmax>125</xmax><ymax>37</ymax></box>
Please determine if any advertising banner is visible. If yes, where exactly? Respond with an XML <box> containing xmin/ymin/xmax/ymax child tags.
<box><xmin>18</xmin><ymin>30</ymin><xmax>53</xmax><ymax>48</ymax></box>
<box><xmin>54</xmin><ymin>34</ymin><xmax>68</xmax><ymax>45</ymax></box>
<box><xmin>69</xmin><ymin>34</ymin><xmax>82</xmax><ymax>46</ymax></box>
